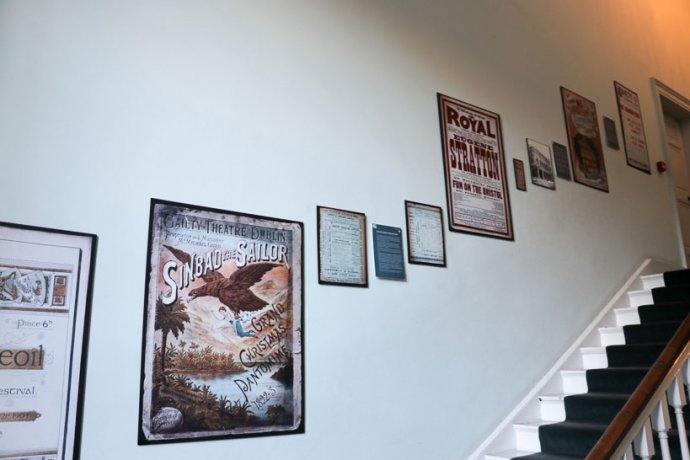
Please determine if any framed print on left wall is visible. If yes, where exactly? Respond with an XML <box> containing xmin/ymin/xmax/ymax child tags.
<box><xmin>0</xmin><ymin>222</ymin><xmax>97</xmax><ymax>460</ymax></box>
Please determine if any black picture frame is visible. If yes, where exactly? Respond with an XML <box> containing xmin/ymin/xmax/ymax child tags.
<box><xmin>0</xmin><ymin>221</ymin><xmax>97</xmax><ymax>460</ymax></box>
<box><xmin>513</xmin><ymin>159</ymin><xmax>527</xmax><ymax>191</ymax></box>
<box><xmin>317</xmin><ymin>206</ymin><xmax>368</xmax><ymax>287</ymax></box>
<box><xmin>614</xmin><ymin>81</ymin><xmax>651</xmax><ymax>174</ymax></box>
<box><xmin>560</xmin><ymin>86</ymin><xmax>609</xmax><ymax>192</ymax></box>
<box><xmin>404</xmin><ymin>201</ymin><xmax>447</xmax><ymax>267</ymax></box>
<box><xmin>138</xmin><ymin>198</ymin><xmax>304</xmax><ymax>444</ymax></box>
<box><xmin>437</xmin><ymin>93</ymin><xmax>514</xmax><ymax>240</ymax></box>
<box><xmin>526</xmin><ymin>138</ymin><xmax>556</xmax><ymax>190</ymax></box>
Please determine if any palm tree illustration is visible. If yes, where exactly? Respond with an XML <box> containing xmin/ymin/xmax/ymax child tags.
<box><xmin>155</xmin><ymin>297</ymin><xmax>190</xmax><ymax>376</ymax></box>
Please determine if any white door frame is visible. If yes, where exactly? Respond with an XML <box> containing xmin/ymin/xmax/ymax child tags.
<box><xmin>652</xmin><ymin>78</ymin><xmax>690</xmax><ymax>266</ymax></box>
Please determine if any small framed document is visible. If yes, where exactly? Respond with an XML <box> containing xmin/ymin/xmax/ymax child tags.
<box><xmin>603</xmin><ymin>116</ymin><xmax>620</xmax><ymax>150</ymax></box>
<box><xmin>404</xmin><ymin>201</ymin><xmax>446</xmax><ymax>267</ymax></box>
<box><xmin>317</xmin><ymin>206</ymin><xmax>368</xmax><ymax>287</ymax></box>
<box><xmin>0</xmin><ymin>221</ymin><xmax>97</xmax><ymax>460</ymax></box>
<box><xmin>513</xmin><ymin>158</ymin><xmax>527</xmax><ymax>191</ymax></box>
<box><xmin>372</xmin><ymin>224</ymin><xmax>406</xmax><ymax>280</ymax></box>
<box><xmin>552</xmin><ymin>142</ymin><xmax>572</xmax><ymax>181</ymax></box>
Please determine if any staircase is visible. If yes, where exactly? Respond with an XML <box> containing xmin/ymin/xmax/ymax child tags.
<box><xmin>471</xmin><ymin>260</ymin><xmax>690</xmax><ymax>460</ymax></box>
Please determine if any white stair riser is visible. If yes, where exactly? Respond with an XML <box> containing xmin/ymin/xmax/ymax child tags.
<box><xmin>514</xmin><ymin>424</ymin><xmax>540</xmax><ymax>452</ymax></box>
<box><xmin>581</xmin><ymin>347</ymin><xmax>608</xmax><ymax>369</ymax></box>
<box><xmin>561</xmin><ymin>370</ymin><xmax>587</xmax><ymax>394</ymax></box>
<box><xmin>641</xmin><ymin>274</ymin><xmax>665</xmax><ymax>290</ymax></box>
<box><xmin>628</xmin><ymin>289</ymin><xmax>653</xmax><ymax>308</ymax></box>
<box><xmin>539</xmin><ymin>397</ymin><xmax>565</xmax><ymax>421</ymax></box>
<box><xmin>599</xmin><ymin>326</ymin><xmax>625</xmax><ymax>346</ymax></box>
<box><xmin>615</xmin><ymin>307</ymin><xmax>641</xmax><ymax>326</ymax></box>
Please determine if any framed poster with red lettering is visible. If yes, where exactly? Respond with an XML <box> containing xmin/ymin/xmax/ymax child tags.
<box><xmin>437</xmin><ymin>93</ymin><xmax>514</xmax><ymax>240</ymax></box>
<box><xmin>560</xmin><ymin>87</ymin><xmax>609</xmax><ymax>192</ymax></box>
<box><xmin>138</xmin><ymin>199</ymin><xmax>304</xmax><ymax>445</ymax></box>
<box><xmin>0</xmin><ymin>222</ymin><xmax>97</xmax><ymax>460</ymax></box>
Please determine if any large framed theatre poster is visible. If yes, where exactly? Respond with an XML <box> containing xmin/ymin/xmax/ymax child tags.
<box><xmin>560</xmin><ymin>87</ymin><xmax>609</xmax><ymax>192</ymax></box>
<box><xmin>317</xmin><ymin>206</ymin><xmax>368</xmax><ymax>287</ymax></box>
<box><xmin>614</xmin><ymin>81</ymin><xmax>651</xmax><ymax>174</ymax></box>
<box><xmin>0</xmin><ymin>222</ymin><xmax>97</xmax><ymax>460</ymax></box>
<box><xmin>139</xmin><ymin>199</ymin><xmax>304</xmax><ymax>444</ymax></box>
<box><xmin>437</xmin><ymin>93</ymin><xmax>514</xmax><ymax>240</ymax></box>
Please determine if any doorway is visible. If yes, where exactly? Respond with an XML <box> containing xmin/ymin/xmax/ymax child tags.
<box><xmin>654</xmin><ymin>79</ymin><xmax>690</xmax><ymax>265</ymax></box>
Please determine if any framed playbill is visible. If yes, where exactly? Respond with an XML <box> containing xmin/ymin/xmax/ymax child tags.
<box><xmin>138</xmin><ymin>199</ymin><xmax>304</xmax><ymax>444</ymax></box>
<box><xmin>437</xmin><ymin>93</ymin><xmax>514</xmax><ymax>240</ymax></box>
<box><xmin>614</xmin><ymin>81</ymin><xmax>651</xmax><ymax>173</ymax></box>
<box><xmin>317</xmin><ymin>206</ymin><xmax>368</xmax><ymax>287</ymax></box>
<box><xmin>560</xmin><ymin>86</ymin><xmax>609</xmax><ymax>192</ymax></box>
<box><xmin>404</xmin><ymin>201</ymin><xmax>446</xmax><ymax>267</ymax></box>
<box><xmin>0</xmin><ymin>222</ymin><xmax>97</xmax><ymax>460</ymax></box>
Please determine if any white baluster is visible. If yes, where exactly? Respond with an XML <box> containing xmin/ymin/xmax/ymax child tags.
<box><xmin>634</xmin><ymin>418</ymin><xmax>656</xmax><ymax>460</ymax></box>
<box><xmin>668</xmin><ymin>375</ymin><xmax>690</xmax><ymax>460</ymax></box>
<box><xmin>652</xmin><ymin>394</ymin><xmax>673</xmax><ymax>460</ymax></box>
<box><xmin>682</xmin><ymin>357</ymin><xmax>690</xmax><ymax>396</ymax></box>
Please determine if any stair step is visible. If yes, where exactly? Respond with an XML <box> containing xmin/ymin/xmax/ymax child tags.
<box><xmin>514</xmin><ymin>421</ymin><xmax>545</xmax><ymax>452</ymax></box>
<box><xmin>579</xmin><ymin>347</ymin><xmax>607</xmax><ymax>369</ymax></box>
<box><xmin>614</xmin><ymin>306</ymin><xmax>641</xmax><ymax>326</ymax></box>
<box><xmin>563</xmin><ymin>392</ymin><xmax>630</xmax><ymax>424</ymax></box>
<box><xmin>538</xmin><ymin>420</ymin><xmax>607</xmax><ymax>457</ymax></box>
<box><xmin>598</xmin><ymin>326</ymin><xmax>625</xmax><ymax>346</ymax></box>
<box><xmin>485</xmin><ymin>449</ymin><xmax>536</xmax><ymax>460</ymax></box>
<box><xmin>606</xmin><ymin>343</ymin><xmax>666</xmax><ymax>367</ymax></box>
<box><xmin>638</xmin><ymin>302</ymin><xmax>690</xmax><ymax>323</ymax></box>
<box><xmin>628</xmin><ymin>289</ymin><xmax>653</xmax><ymax>308</ymax></box>
<box><xmin>509</xmin><ymin>453</ymin><xmax>585</xmax><ymax>460</ymax></box>
<box><xmin>623</xmin><ymin>321</ymin><xmax>682</xmax><ymax>344</ymax></box>
<box><xmin>653</xmin><ymin>285</ymin><xmax>690</xmax><ymax>303</ymax></box>
<box><xmin>663</xmin><ymin>269</ymin><xmax>690</xmax><ymax>286</ymax></box>
<box><xmin>585</xmin><ymin>366</ymin><xmax>649</xmax><ymax>394</ymax></box>
<box><xmin>641</xmin><ymin>273</ymin><xmax>665</xmax><ymax>290</ymax></box>
<box><xmin>560</xmin><ymin>370</ymin><xmax>587</xmax><ymax>394</ymax></box>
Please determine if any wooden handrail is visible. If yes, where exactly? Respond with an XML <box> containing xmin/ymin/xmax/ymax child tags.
<box><xmin>586</xmin><ymin>314</ymin><xmax>690</xmax><ymax>459</ymax></box>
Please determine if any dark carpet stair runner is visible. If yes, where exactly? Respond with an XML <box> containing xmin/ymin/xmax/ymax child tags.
<box><xmin>512</xmin><ymin>269</ymin><xmax>690</xmax><ymax>460</ymax></box>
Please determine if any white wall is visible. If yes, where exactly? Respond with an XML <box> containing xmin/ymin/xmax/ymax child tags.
<box><xmin>1</xmin><ymin>1</ymin><xmax>690</xmax><ymax>459</ymax></box>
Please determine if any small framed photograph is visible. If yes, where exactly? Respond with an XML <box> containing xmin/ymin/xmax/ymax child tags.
<box><xmin>0</xmin><ymin>222</ymin><xmax>97</xmax><ymax>460</ymax></box>
<box><xmin>552</xmin><ymin>142</ymin><xmax>572</xmax><ymax>181</ymax></box>
<box><xmin>526</xmin><ymin>139</ymin><xmax>556</xmax><ymax>190</ymax></box>
<box><xmin>404</xmin><ymin>201</ymin><xmax>446</xmax><ymax>267</ymax></box>
<box><xmin>513</xmin><ymin>159</ymin><xmax>527</xmax><ymax>191</ymax></box>
<box><xmin>317</xmin><ymin>206</ymin><xmax>368</xmax><ymax>287</ymax></box>
<box><xmin>603</xmin><ymin>116</ymin><xmax>620</xmax><ymax>150</ymax></box>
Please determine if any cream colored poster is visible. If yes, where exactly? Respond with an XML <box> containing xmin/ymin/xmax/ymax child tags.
<box><xmin>0</xmin><ymin>225</ymin><xmax>95</xmax><ymax>460</ymax></box>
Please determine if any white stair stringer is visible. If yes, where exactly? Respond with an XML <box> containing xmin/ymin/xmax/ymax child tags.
<box><xmin>468</xmin><ymin>258</ymin><xmax>679</xmax><ymax>460</ymax></box>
